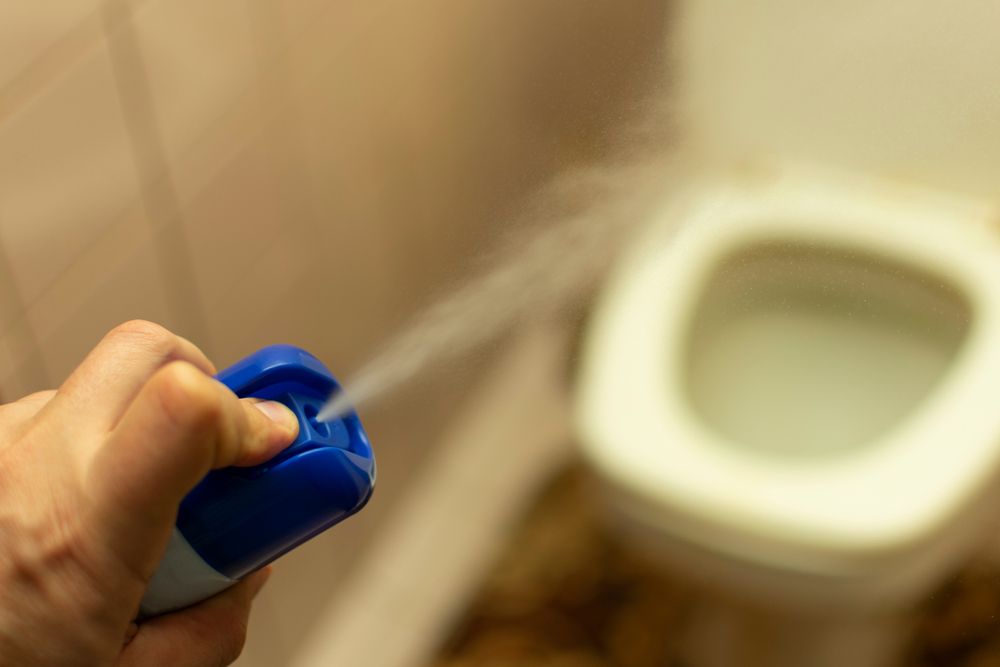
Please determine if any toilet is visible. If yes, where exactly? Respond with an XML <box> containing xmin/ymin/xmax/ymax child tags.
<box><xmin>575</xmin><ymin>167</ymin><xmax>1000</xmax><ymax>666</ymax></box>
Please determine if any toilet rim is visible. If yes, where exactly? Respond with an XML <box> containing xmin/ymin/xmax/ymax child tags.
<box><xmin>576</xmin><ymin>172</ymin><xmax>1000</xmax><ymax>567</ymax></box>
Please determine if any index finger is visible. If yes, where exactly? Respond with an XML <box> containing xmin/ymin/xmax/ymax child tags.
<box><xmin>89</xmin><ymin>361</ymin><xmax>298</xmax><ymax>576</ymax></box>
<box><xmin>52</xmin><ymin>320</ymin><xmax>215</xmax><ymax>433</ymax></box>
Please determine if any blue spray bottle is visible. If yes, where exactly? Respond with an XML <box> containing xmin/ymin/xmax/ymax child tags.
<box><xmin>139</xmin><ymin>345</ymin><xmax>376</xmax><ymax>616</ymax></box>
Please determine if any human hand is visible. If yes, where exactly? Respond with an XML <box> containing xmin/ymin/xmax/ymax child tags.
<box><xmin>0</xmin><ymin>321</ymin><xmax>299</xmax><ymax>666</ymax></box>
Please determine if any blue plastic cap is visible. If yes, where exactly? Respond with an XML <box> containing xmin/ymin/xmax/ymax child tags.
<box><xmin>175</xmin><ymin>345</ymin><xmax>376</xmax><ymax>579</ymax></box>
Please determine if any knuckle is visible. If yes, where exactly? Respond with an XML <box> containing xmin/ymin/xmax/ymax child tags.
<box><xmin>152</xmin><ymin>362</ymin><xmax>222</xmax><ymax>430</ymax></box>
<box><xmin>106</xmin><ymin>320</ymin><xmax>177</xmax><ymax>356</ymax></box>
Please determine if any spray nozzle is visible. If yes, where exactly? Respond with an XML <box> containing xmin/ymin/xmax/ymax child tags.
<box><xmin>140</xmin><ymin>344</ymin><xmax>376</xmax><ymax>617</ymax></box>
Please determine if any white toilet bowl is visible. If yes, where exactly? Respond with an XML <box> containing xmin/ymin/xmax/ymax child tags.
<box><xmin>575</xmin><ymin>167</ymin><xmax>1000</xmax><ymax>664</ymax></box>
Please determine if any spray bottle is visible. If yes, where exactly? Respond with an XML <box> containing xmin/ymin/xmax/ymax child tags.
<box><xmin>139</xmin><ymin>345</ymin><xmax>376</xmax><ymax>616</ymax></box>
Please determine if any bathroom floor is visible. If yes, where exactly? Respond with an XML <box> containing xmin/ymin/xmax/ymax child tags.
<box><xmin>428</xmin><ymin>466</ymin><xmax>1000</xmax><ymax>667</ymax></box>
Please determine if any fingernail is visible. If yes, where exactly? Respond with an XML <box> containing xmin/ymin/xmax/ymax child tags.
<box><xmin>253</xmin><ymin>400</ymin><xmax>298</xmax><ymax>432</ymax></box>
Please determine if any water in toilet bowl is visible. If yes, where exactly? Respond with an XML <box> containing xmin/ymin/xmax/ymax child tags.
<box><xmin>683</xmin><ymin>241</ymin><xmax>972</xmax><ymax>458</ymax></box>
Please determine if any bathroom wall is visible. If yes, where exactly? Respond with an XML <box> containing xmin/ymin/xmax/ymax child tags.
<box><xmin>0</xmin><ymin>1</ymin><xmax>668</xmax><ymax>664</ymax></box>
<box><xmin>0</xmin><ymin>0</ymin><xmax>664</xmax><ymax>398</ymax></box>
<box><xmin>677</xmin><ymin>1</ymin><xmax>1000</xmax><ymax>198</ymax></box>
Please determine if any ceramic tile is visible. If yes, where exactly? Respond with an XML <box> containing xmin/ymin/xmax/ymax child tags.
<box><xmin>199</xmin><ymin>227</ymin><xmax>314</xmax><ymax>363</ymax></box>
<box><xmin>0</xmin><ymin>42</ymin><xmax>140</xmax><ymax>306</ymax></box>
<box><xmin>255</xmin><ymin>0</ymin><xmax>385</xmax><ymax>58</ymax></box>
<box><xmin>26</xmin><ymin>213</ymin><xmax>172</xmax><ymax>384</ymax></box>
<box><xmin>24</xmin><ymin>204</ymin><xmax>156</xmax><ymax>341</ymax></box>
<box><xmin>0</xmin><ymin>242</ymin><xmax>27</xmax><ymax>334</ymax></box>
<box><xmin>0</xmin><ymin>333</ymin><xmax>26</xmax><ymax>400</ymax></box>
<box><xmin>279</xmin><ymin>0</ymin><xmax>556</xmax><ymax>282</ymax></box>
<box><xmin>125</xmin><ymin>0</ymin><xmax>257</xmax><ymax>169</ymax></box>
<box><xmin>179</xmin><ymin>136</ymin><xmax>285</xmax><ymax>311</ymax></box>
<box><xmin>0</xmin><ymin>330</ymin><xmax>44</xmax><ymax>399</ymax></box>
<box><xmin>0</xmin><ymin>2</ymin><xmax>102</xmax><ymax>93</ymax></box>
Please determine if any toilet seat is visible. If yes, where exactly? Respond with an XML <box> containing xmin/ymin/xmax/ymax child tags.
<box><xmin>577</xmin><ymin>168</ymin><xmax>1000</xmax><ymax>586</ymax></box>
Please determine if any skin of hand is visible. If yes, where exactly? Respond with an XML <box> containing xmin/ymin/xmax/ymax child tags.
<box><xmin>0</xmin><ymin>321</ymin><xmax>300</xmax><ymax>666</ymax></box>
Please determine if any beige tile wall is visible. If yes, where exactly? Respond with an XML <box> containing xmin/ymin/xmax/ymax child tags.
<box><xmin>0</xmin><ymin>0</ymin><xmax>669</xmax><ymax>380</ymax></box>
<box><xmin>0</xmin><ymin>0</ymin><xmax>669</xmax><ymax>661</ymax></box>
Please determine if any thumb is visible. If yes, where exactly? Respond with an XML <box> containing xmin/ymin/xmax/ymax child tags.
<box><xmin>89</xmin><ymin>361</ymin><xmax>298</xmax><ymax>577</ymax></box>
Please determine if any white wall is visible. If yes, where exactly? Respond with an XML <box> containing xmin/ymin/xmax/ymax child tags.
<box><xmin>678</xmin><ymin>1</ymin><xmax>1000</xmax><ymax>197</ymax></box>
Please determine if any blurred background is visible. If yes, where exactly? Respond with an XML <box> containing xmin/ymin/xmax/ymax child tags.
<box><xmin>7</xmin><ymin>1</ymin><xmax>1000</xmax><ymax>666</ymax></box>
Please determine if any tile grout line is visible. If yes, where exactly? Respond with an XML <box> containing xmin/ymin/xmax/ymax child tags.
<box><xmin>0</xmin><ymin>0</ymin><xmax>156</xmax><ymax>128</ymax></box>
<box><xmin>0</xmin><ymin>0</ymin><xmax>410</xmax><ymax>361</ymax></box>
<box><xmin>0</xmin><ymin>0</ymin><xmax>393</xmax><ymax>344</ymax></box>
<box><xmin>101</xmin><ymin>0</ymin><xmax>213</xmax><ymax>352</ymax></box>
<box><xmin>157</xmin><ymin>0</ymin><xmax>410</xmax><ymax>326</ymax></box>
